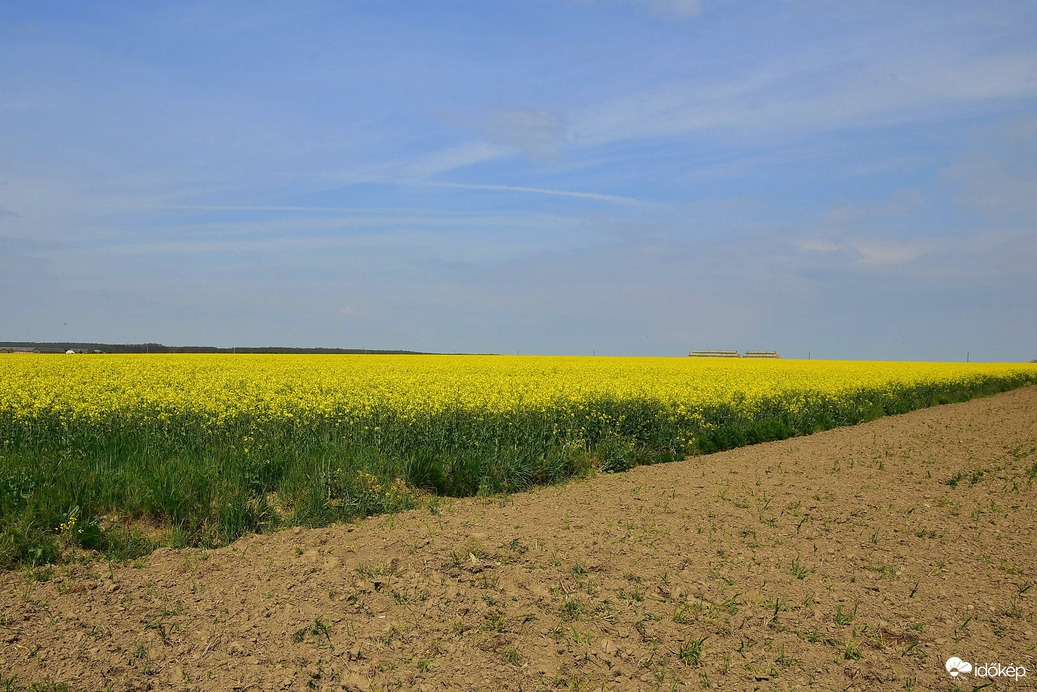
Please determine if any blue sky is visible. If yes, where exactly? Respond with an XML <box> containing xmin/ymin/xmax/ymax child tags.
<box><xmin>2</xmin><ymin>1</ymin><xmax>1035</xmax><ymax>360</ymax></box>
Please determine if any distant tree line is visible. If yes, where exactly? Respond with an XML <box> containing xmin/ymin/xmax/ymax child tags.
<box><xmin>0</xmin><ymin>342</ymin><xmax>432</xmax><ymax>355</ymax></box>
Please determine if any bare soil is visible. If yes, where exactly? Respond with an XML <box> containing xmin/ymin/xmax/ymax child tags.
<box><xmin>2</xmin><ymin>386</ymin><xmax>1036</xmax><ymax>691</ymax></box>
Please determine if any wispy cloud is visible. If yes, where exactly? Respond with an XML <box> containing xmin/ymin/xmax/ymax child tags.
<box><xmin>943</xmin><ymin>120</ymin><xmax>1037</xmax><ymax>223</ymax></box>
<box><xmin>67</xmin><ymin>209</ymin><xmax>596</xmax><ymax>263</ymax></box>
<box><xmin>573</xmin><ymin>50</ymin><xmax>1037</xmax><ymax>146</ymax></box>
<box><xmin>158</xmin><ymin>205</ymin><xmax>397</xmax><ymax>213</ymax></box>
<box><xmin>821</xmin><ymin>189</ymin><xmax>927</xmax><ymax>230</ymax></box>
<box><xmin>478</xmin><ymin>108</ymin><xmax>569</xmax><ymax>163</ymax></box>
<box><xmin>578</xmin><ymin>0</ymin><xmax>701</xmax><ymax>19</ymax></box>
<box><xmin>394</xmin><ymin>142</ymin><xmax>512</xmax><ymax>180</ymax></box>
<box><xmin>798</xmin><ymin>189</ymin><xmax>932</xmax><ymax>266</ymax></box>
<box><xmin>849</xmin><ymin>240</ymin><xmax>927</xmax><ymax>266</ymax></box>
<box><xmin>641</xmin><ymin>0</ymin><xmax>700</xmax><ymax>18</ymax></box>
<box><xmin>410</xmin><ymin>181</ymin><xmax>637</xmax><ymax>204</ymax></box>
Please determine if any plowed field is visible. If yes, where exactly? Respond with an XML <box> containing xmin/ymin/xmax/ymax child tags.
<box><xmin>2</xmin><ymin>386</ymin><xmax>1035</xmax><ymax>691</ymax></box>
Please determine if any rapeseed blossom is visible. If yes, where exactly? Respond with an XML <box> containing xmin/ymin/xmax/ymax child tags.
<box><xmin>2</xmin><ymin>354</ymin><xmax>1035</xmax><ymax>444</ymax></box>
<box><xmin>1</xmin><ymin>354</ymin><xmax>1035</xmax><ymax>565</ymax></box>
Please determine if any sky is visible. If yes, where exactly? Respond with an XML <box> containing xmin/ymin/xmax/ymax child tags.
<box><xmin>2</xmin><ymin>1</ymin><xmax>1036</xmax><ymax>361</ymax></box>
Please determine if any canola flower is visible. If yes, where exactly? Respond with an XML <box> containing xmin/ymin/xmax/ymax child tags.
<box><xmin>1</xmin><ymin>354</ymin><xmax>1035</xmax><ymax>455</ymax></box>
<box><xmin>2</xmin><ymin>354</ymin><xmax>1037</xmax><ymax>472</ymax></box>
<box><xmin>4</xmin><ymin>354</ymin><xmax>1035</xmax><ymax>431</ymax></box>
<box><xmin>0</xmin><ymin>354</ymin><xmax>1035</xmax><ymax>566</ymax></box>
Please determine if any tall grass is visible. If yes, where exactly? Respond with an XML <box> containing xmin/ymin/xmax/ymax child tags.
<box><xmin>1</xmin><ymin>355</ymin><xmax>1035</xmax><ymax>568</ymax></box>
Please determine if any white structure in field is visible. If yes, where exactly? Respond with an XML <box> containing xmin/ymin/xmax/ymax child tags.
<box><xmin>688</xmin><ymin>350</ymin><xmax>781</xmax><ymax>358</ymax></box>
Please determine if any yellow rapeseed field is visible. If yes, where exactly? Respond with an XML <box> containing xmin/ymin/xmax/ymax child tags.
<box><xmin>3</xmin><ymin>354</ymin><xmax>1036</xmax><ymax>431</ymax></box>
<box><xmin>1</xmin><ymin>354</ymin><xmax>1035</xmax><ymax>565</ymax></box>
